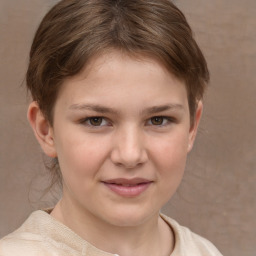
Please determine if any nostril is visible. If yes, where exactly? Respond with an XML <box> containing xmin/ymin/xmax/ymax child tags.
<box><xmin>110</xmin><ymin>133</ymin><xmax>148</xmax><ymax>168</ymax></box>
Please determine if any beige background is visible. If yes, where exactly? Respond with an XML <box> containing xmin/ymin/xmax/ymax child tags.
<box><xmin>0</xmin><ymin>1</ymin><xmax>255</xmax><ymax>255</ymax></box>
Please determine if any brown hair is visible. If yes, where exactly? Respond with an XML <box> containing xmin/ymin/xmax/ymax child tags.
<box><xmin>26</xmin><ymin>0</ymin><xmax>209</xmax><ymax>187</ymax></box>
<box><xmin>27</xmin><ymin>0</ymin><xmax>209</xmax><ymax>125</ymax></box>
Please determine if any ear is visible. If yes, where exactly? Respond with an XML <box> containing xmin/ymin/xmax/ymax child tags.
<box><xmin>187</xmin><ymin>101</ymin><xmax>203</xmax><ymax>152</ymax></box>
<box><xmin>27</xmin><ymin>101</ymin><xmax>57</xmax><ymax>158</ymax></box>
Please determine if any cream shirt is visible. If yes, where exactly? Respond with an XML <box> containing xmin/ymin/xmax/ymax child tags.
<box><xmin>0</xmin><ymin>210</ymin><xmax>223</xmax><ymax>256</ymax></box>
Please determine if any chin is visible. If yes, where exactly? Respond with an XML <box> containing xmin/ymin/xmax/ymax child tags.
<box><xmin>101</xmin><ymin>205</ymin><xmax>158</xmax><ymax>227</ymax></box>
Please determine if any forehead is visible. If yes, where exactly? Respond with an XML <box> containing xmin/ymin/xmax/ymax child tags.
<box><xmin>63</xmin><ymin>50</ymin><xmax>185</xmax><ymax>89</ymax></box>
<box><xmin>56</xmin><ymin>51</ymin><xmax>188</xmax><ymax>112</ymax></box>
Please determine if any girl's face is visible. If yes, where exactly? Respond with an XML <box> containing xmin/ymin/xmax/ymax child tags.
<box><xmin>31</xmin><ymin>51</ymin><xmax>202</xmax><ymax>227</ymax></box>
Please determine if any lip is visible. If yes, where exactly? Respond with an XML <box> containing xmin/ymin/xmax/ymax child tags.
<box><xmin>102</xmin><ymin>178</ymin><xmax>153</xmax><ymax>197</ymax></box>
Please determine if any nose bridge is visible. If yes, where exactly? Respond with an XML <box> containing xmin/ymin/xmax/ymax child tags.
<box><xmin>111</xmin><ymin>124</ymin><xmax>147</xmax><ymax>168</ymax></box>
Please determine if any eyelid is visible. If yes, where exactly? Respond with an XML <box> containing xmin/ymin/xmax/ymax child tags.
<box><xmin>78</xmin><ymin>115</ymin><xmax>176</xmax><ymax>128</ymax></box>
<box><xmin>146</xmin><ymin>116</ymin><xmax>176</xmax><ymax>126</ymax></box>
<box><xmin>80</xmin><ymin>116</ymin><xmax>111</xmax><ymax>127</ymax></box>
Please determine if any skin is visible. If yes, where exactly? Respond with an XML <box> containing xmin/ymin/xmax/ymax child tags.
<box><xmin>28</xmin><ymin>51</ymin><xmax>202</xmax><ymax>256</ymax></box>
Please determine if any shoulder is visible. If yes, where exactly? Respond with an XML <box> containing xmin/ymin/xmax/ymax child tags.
<box><xmin>161</xmin><ymin>214</ymin><xmax>223</xmax><ymax>256</ymax></box>
<box><xmin>0</xmin><ymin>232</ymin><xmax>53</xmax><ymax>256</ymax></box>
<box><xmin>0</xmin><ymin>210</ymin><xmax>71</xmax><ymax>256</ymax></box>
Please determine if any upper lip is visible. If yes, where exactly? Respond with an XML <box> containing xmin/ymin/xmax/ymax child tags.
<box><xmin>102</xmin><ymin>178</ymin><xmax>152</xmax><ymax>185</ymax></box>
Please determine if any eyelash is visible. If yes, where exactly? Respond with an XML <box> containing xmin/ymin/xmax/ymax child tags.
<box><xmin>80</xmin><ymin>116</ymin><xmax>176</xmax><ymax>128</ymax></box>
<box><xmin>146</xmin><ymin>116</ymin><xmax>175</xmax><ymax>126</ymax></box>
<box><xmin>80</xmin><ymin>117</ymin><xmax>111</xmax><ymax>127</ymax></box>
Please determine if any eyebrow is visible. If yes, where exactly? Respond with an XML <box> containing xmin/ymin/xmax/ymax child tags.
<box><xmin>142</xmin><ymin>104</ymin><xmax>184</xmax><ymax>115</ymax></box>
<box><xmin>68</xmin><ymin>103</ymin><xmax>184</xmax><ymax>115</ymax></box>
<box><xmin>69</xmin><ymin>103</ymin><xmax>119</xmax><ymax>114</ymax></box>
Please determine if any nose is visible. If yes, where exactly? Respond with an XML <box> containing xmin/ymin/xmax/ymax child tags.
<box><xmin>110</xmin><ymin>126</ymin><xmax>148</xmax><ymax>169</ymax></box>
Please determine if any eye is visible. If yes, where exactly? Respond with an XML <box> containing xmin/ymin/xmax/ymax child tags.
<box><xmin>147</xmin><ymin>116</ymin><xmax>173</xmax><ymax>126</ymax></box>
<box><xmin>82</xmin><ymin>117</ymin><xmax>110</xmax><ymax>127</ymax></box>
<box><xmin>88</xmin><ymin>117</ymin><xmax>103</xmax><ymax>126</ymax></box>
<box><xmin>151</xmin><ymin>117</ymin><xmax>165</xmax><ymax>125</ymax></box>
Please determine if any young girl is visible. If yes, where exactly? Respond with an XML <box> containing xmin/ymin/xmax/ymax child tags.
<box><xmin>0</xmin><ymin>0</ymin><xmax>223</xmax><ymax>255</ymax></box>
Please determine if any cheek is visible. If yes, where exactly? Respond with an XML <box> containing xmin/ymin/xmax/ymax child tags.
<box><xmin>55</xmin><ymin>134</ymin><xmax>109</xmax><ymax>183</ymax></box>
<box><xmin>152</xmin><ymin>130</ymin><xmax>189</xmax><ymax>168</ymax></box>
<box><xmin>150</xmin><ymin>131</ymin><xmax>189</xmax><ymax>190</ymax></box>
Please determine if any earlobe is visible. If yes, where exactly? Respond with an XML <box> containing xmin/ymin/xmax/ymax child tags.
<box><xmin>27</xmin><ymin>101</ymin><xmax>57</xmax><ymax>158</ymax></box>
<box><xmin>187</xmin><ymin>101</ymin><xmax>203</xmax><ymax>152</ymax></box>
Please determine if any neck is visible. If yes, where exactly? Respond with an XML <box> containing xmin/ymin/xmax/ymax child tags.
<box><xmin>51</xmin><ymin>198</ymin><xmax>174</xmax><ymax>256</ymax></box>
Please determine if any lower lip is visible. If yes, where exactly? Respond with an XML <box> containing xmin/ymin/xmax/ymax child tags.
<box><xmin>103</xmin><ymin>182</ymin><xmax>152</xmax><ymax>197</ymax></box>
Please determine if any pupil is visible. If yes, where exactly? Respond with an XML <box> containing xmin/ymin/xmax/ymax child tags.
<box><xmin>90</xmin><ymin>117</ymin><xmax>102</xmax><ymax>126</ymax></box>
<box><xmin>152</xmin><ymin>117</ymin><xmax>163</xmax><ymax>125</ymax></box>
